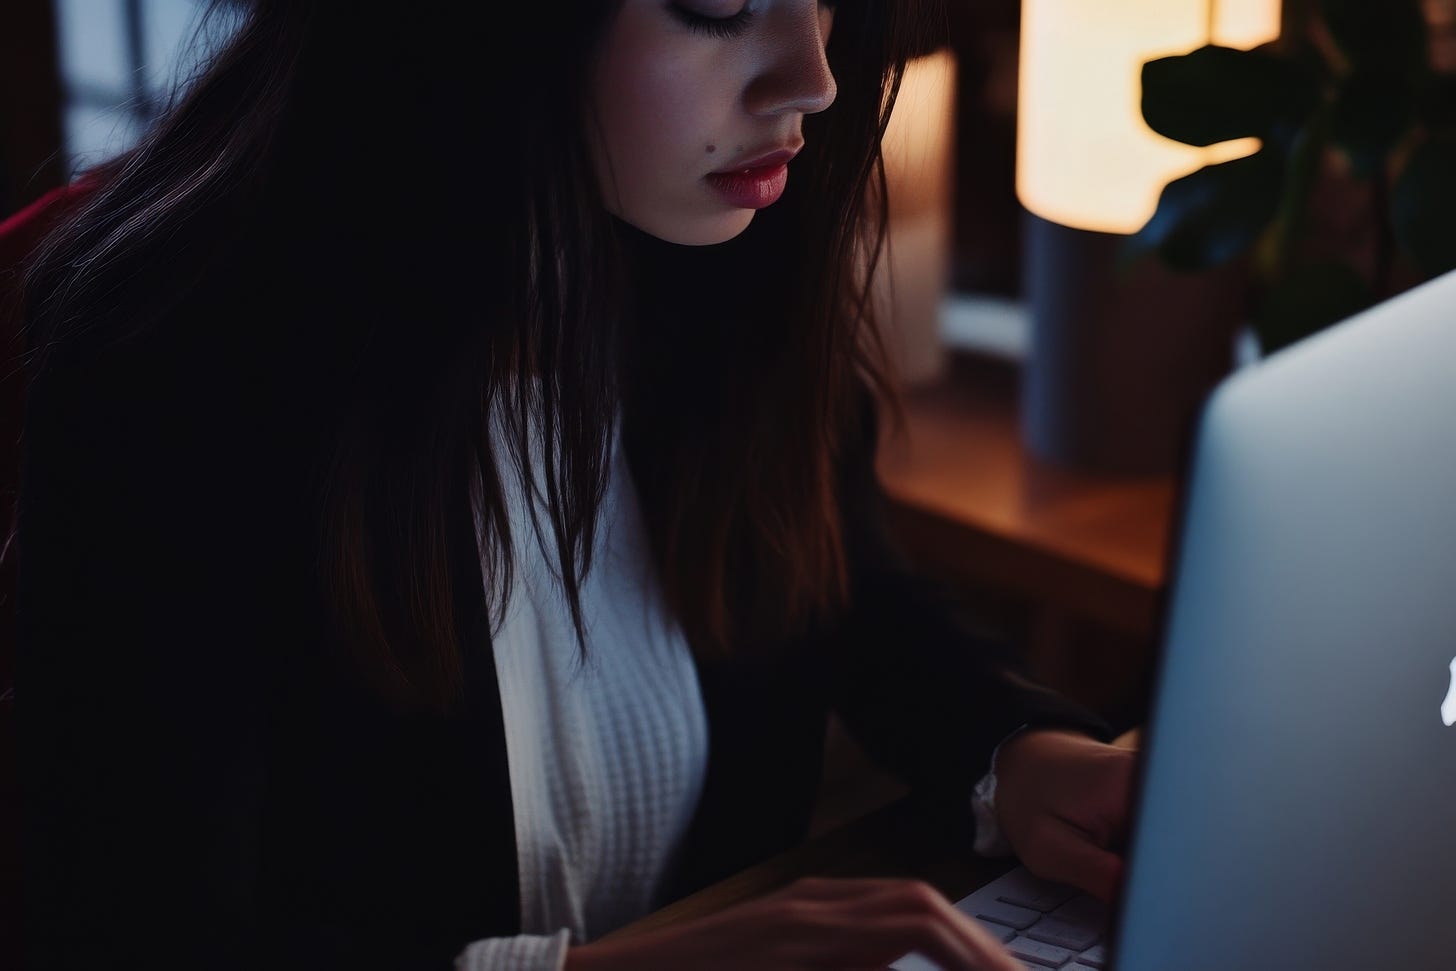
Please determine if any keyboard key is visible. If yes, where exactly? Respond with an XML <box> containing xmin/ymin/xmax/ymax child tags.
<box><xmin>1024</xmin><ymin>917</ymin><xmax>1101</xmax><ymax>951</ymax></box>
<box><xmin>975</xmin><ymin>918</ymin><xmax>1017</xmax><ymax>944</ymax></box>
<box><xmin>993</xmin><ymin>869</ymin><xmax>1080</xmax><ymax>912</ymax></box>
<box><xmin>1074</xmin><ymin>942</ymin><xmax>1109</xmax><ymax>968</ymax></box>
<box><xmin>1049</xmin><ymin>895</ymin><xmax>1110</xmax><ymax>928</ymax></box>
<box><xmin>1006</xmin><ymin>935</ymin><xmax>1076</xmax><ymax>967</ymax></box>
<box><xmin>887</xmin><ymin>950</ymin><xmax>937</xmax><ymax>971</ymax></box>
<box><xmin>972</xmin><ymin>899</ymin><xmax>1042</xmax><ymax>930</ymax></box>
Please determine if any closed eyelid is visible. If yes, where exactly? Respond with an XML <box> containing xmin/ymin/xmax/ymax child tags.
<box><xmin>667</xmin><ymin>0</ymin><xmax>832</xmax><ymax>40</ymax></box>
<box><xmin>675</xmin><ymin>1</ymin><xmax>747</xmax><ymax>16</ymax></box>
<box><xmin>673</xmin><ymin>0</ymin><xmax>832</xmax><ymax>17</ymax></box>
<box><xmin>668</xmin><ymin>1</ymin><xmax>753</xmax><ymax>38</ymax></box>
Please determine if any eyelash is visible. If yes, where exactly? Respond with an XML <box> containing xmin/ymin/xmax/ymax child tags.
<box><xmin>669</xmin><ymin>1</ymin><xmax>837</xmax><ymax>40</ymax></box>
<box><xmin>669</xmin><ymin>3</ymin><xmax>755</xmax><ymax>38</ymax></box>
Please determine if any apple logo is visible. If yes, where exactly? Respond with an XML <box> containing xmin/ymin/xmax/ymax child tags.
<box><xmin>1443</xmin><ymin>657</ymin><xmax>1456</xmax><ymax>728</ymax></box>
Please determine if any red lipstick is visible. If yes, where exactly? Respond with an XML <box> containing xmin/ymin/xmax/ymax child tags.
<box><xmin>705</xmin><ymin>146</ymin><xmax>802</xmax><ymax>210</ymax></box>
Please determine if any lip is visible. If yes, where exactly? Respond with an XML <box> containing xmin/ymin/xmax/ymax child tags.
<box><xmin>704</xmin><ymin>143</ymin><xmax>803</xmax><ymax>209</ymax></box>
<box><xmin>709</xmin><ymin>144</ymin><xmax>803</xmax><ymax>175</ymax></box>
<box><xmin>705</xmin><ymin>163</ymin><xmax>790</xmax><ymax>209</ymax></box>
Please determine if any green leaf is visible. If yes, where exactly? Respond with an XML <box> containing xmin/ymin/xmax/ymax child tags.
<box><xmin>1392</xmin><ymin>136</ymin><xmax>1456</xmax><ymax>278</ymax></box>
<box><xmin>1260</xmin><ymin>108</ymin><xmax>1334</xmax><ymax>281</ymax></box>
<box><xmin>1320</xmin><ymin>0</ymin><xmax>1427</xmax><ymax>73</ymax></box>
<box><xmin>1141</xmin><ymin>45</ymin><xmax>1321</xmax><ymax>149</ymax></box>
<box><xmin>1127</xmin><ymin>149</ymin><xmax>1285</xmax><ymax>272</ymax></box>
<box><xmin>1253</xmin><ymin>261</ymin><xmax>1372</xmax><ymax>355</ymax></box>
<box><xmin>1330</xmin><ymin>69</ymin><xmax>1416</xmax><ymax>179</ymax></box>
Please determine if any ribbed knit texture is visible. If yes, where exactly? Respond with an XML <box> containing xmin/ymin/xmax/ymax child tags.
<box><xmin>455</xmin><ymin>401</ymin><xmax>710</xmax><ymax>970</ymax></box>
<box><xmin>454</xmin><ymin>930</ymin><xmax>572</xmax><ymax>971</ymax></box>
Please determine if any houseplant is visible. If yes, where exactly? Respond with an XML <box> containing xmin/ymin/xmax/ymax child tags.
<box><xmin>1127</xmin><ymin>0</ymin><xmax>1456</xmax><ymax>354</ymax></box>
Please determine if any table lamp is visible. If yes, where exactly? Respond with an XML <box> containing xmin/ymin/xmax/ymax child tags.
<box><xmin>1016</xmin><ymin>0</ymin><xmax>1281</xmax><ymax>475</ymax></box>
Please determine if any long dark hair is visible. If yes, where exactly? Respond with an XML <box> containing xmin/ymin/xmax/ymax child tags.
<box><xmin>13</xmin><ymin>0</ymin><xmax>942</xmax><ymax>715</ymax></box>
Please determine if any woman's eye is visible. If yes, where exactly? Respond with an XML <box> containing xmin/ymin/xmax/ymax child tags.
<box><xmin>668</xmin><ymin>3</ymin><xmax>755</xmax><ymax>39</ymax></box>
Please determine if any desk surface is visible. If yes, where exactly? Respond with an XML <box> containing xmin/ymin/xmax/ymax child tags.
<box><xmin>875</xmin><ymin>354</ymin><xmax>1179</xmax><ymax>636</ymax></box>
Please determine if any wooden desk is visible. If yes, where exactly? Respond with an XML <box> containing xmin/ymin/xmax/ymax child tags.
<box><xmin>872</xmin><ymin>353</ymin><xmax>1181</xmax><ymax>721</ymax></box>
<box><xmin>875</xmin><ymin>353</ymin><xmax>1179</xmax><ymax>639</ymax></box>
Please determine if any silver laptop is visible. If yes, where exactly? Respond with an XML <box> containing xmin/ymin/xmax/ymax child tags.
<box><xmin>897</xmin><ymin>267</ymin><xmax>1456</xmax><ymax>970</ymax></box>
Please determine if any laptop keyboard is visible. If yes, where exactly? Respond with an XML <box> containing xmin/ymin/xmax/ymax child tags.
<box><xmin>891</xmin><ymin>866</ymin><xmax>1112</xmax><ymax>970</ymax></box>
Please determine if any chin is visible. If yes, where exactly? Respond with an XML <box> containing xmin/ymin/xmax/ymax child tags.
<box><xmin>632</xmin><ymin>210</ymin><xmax>755</xmax><ymax>247</ymax></box>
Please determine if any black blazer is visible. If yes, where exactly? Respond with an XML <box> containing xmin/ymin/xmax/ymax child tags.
<box><xmin>14</xmin><ymin>300</ymin><xmax>1113</xmax><ymax>969</ymax></box>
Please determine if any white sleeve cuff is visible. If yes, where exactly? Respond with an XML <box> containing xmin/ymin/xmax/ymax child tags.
<box><xmin>454</xmin><ymin>929</ymin><xmax>573</xmax><ymax>971</ymax></box>
<box><xmin>969</xmin><ymin>724</ymin><xmax>1028</xmax><ymax>858</ymax></box>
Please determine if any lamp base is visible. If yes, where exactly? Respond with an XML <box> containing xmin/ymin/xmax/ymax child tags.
<box><xmin>1021</xmin><ymin>212</ymin><xmax>1248</xmax><ymax>477</ymax></box>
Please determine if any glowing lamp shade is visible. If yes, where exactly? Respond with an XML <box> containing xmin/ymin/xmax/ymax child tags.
<box><xmin>1017</xmin><ymin>0</ymin><xmax>1282</xmax><ymax>235</ymax></box>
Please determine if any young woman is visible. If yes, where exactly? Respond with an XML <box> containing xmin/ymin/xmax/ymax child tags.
<box><xmin>10</xmin><ymin>1</ymin><xmax>1136</xmax><ymax>968</ymax></box>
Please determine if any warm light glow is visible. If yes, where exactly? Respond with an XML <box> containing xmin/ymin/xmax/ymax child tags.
<box><xmin>882</xmin><ymin>49</ymin><xmax>956</xmax><ymax>221</ymax></box>
<box><xmin>1017</xmin><ymin>0</ymin><xmax>1281</xmax><ymax>235</ymax></box>
<box><xmin>1212</xmin><ymin>0</ymin><xmax>1284</xmax><ymax>47</ymax></box>
<box><xmin>873</xmin><ymin>49</ymin><xmax>957</xmax><ymax>386</ymax></box>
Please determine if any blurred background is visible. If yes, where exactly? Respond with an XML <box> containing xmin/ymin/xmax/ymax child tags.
<box><xmin>1</xmin><ymin>0</ymin><xmax>240</xmax><ymax>210</ymax></box>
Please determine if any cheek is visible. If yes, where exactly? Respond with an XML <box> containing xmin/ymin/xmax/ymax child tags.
<box><xmin>602</xmin><ymin>65</ymin><xmax>702</xmax><ymax>172</ymax></box>
<box><xmin>593</xmin><ymin>24</ymin><xmax>727</xmax><ymax>183</ymax></box>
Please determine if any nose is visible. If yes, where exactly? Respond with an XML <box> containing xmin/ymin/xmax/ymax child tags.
<box><xmin>743</xmin><ymin>3</ymin><xmax>838</xmax><ymax>117</ymax></box>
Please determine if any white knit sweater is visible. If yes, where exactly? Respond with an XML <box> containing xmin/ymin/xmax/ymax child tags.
<box><xmin>455</xmin><ymin>411</ymin><xmax>709</xmax><ymax>971</ymax></box>
<box><xmin>454</xmin><ymin>406</ymin><xmax>1010</xmax><ymax>971</ymax></box>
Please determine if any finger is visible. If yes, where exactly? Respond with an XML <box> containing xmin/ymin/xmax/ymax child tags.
<box><xmin>774</xmin><ymin>875</ymin><xmax>938</xmax><ymax>902</ymax></box>
<box><xmin>839</xmin><ymin>881</ymin><xmax>1025</xmax><ymax>971</ymax></box>
<box><xmin>812</xmin><ymin>913</ymin><xmax>1020</xmax><ymax>971</ymax></box>
<box><xmin>1025</xmin><ymin>816</ymin><xmax>1125</xmax><ymax>904</ymax></box>
<box><xmin>775</xmin><ymin>878</ymin><xmax>961</xmax><ymax>928</ymax></box>
<box><xmin>1059</xmin><ymin>807</ymin><xmax>1123</xmax><ymax>854</ymax></box>
<box><xmin>772</xmin><ymin>878</ymin><xmax>1025</xmax><ymax>969</ymax></box>
<box><xmin>1108</xmin><ymin>808</ymin><xmax>1134</xmax><ymax>853</ymax></box>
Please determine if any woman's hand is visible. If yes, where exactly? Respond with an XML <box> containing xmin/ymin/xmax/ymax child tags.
<box><xmin>992</xmin><ymin>729</ymin><xmax>1138</xmax><ymax>904</ymax></box>
<box><xmin>564</xmin><ymin>876</ymin><xmax>1025</xmax><ymax>971</ymax></box>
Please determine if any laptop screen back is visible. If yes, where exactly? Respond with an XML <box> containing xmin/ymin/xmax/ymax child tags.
<box><xmin>1113</xmin><ymin>269</ymin><xmax>1456</xmax><ymax>971</ymax></box>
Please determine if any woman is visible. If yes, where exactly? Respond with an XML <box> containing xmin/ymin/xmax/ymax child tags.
<box><xmin>10</xmin><ymin>0</ymin><xmax>1135</xmax><ymax>968</ymax></box>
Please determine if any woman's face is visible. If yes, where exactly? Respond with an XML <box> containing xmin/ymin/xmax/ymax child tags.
<box><xmin>588</xmin><ymin>0</ymin><xmax>838</xmax><ymax>246</ymax></box>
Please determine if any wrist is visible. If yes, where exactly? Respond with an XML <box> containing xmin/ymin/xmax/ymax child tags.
<box><xmin>564</xmin><ymin>937</ymin><xmax>640</xmax><ymax>971</ymax></box>
<box><xmin>998</xmin><ymin>727</ymin><xmax>1092</xmax><ymax>768</ymax></box>
<box><xmin>993</xmin><ymin>728</ymin><xmax>1094</xmax><ymax>821</ymax></box>
<box><xmin>563</xmin><ymin>945</ymin><xmax>601</xmax><ymax>971</ymax></box>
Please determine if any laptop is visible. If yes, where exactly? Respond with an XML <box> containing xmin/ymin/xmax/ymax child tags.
<box><xmin>896</xmin><ymin>266</ymin><xmax>1456</xmax><ymax>970</ymax></box>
